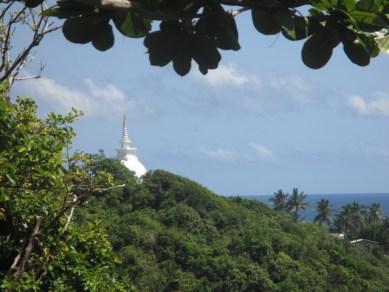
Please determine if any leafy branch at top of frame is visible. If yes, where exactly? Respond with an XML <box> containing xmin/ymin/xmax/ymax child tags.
<box><xmin>15</xmin><ymin>0</ymin><xmax>389</xmax><ymax>75</ymax></box>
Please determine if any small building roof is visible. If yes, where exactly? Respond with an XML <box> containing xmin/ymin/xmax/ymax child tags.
<box><xmin>350</xmin><ymin>238</ymin><xmax>379</xmax><ymax>245</ymax></box>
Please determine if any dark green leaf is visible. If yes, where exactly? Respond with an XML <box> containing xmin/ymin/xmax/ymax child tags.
<box><xmin>42</xmin><ymin>8</ymin><xmax>62</xmax><ymax>17</ymax></box>
<box><xmin>200</xmin><ymin>5</ymin><xmax>240</xmax><ymax>51</ymax></box>
<box><xmin>343</xmin><ymin>39</ymin><xmax>371</xmax><ymax>66</ymax></box>
<box><xmin>280</xmin><ymin>15</ymin><xmax>310</xmax><ymax>41</ymax></box>
<box><xmin>173</xmin><ymin>50</ymin><xmax>191</xmax><ymax>76</ymax></box>
<box><xmin>112</xmin><ymin>11</ymin><xmax>151</xmax><ymax>38</ymax></box>
<box><xmin>144</xmin><ymin>31</ymin><xmax>177</xmax><ymax>66</ymax></box>
<box><xmin>213</xmin><ymin>14</ymin><xmax>240</xmax><ymax>50</ymax></box>
<box><xmin>62</xmin><ymin>17</ymin><xmax>95</xmax><ymax>44</ymax></box>
<box><xmin>356</xmin><ymin>0</ymin><xmax>382</xmax><ymax>13</ymax></box>
<box><xmin>302</xmin><ymin>31</ymin><xmax>334</xmax><ymax>69</ymax></box>
<box><xmin>92</xmin><ymin>24</ymin><xmax>114</xmax><ymax>51</ymax></box>
<box><xmin>252</xmin><ymin>9</ymin><xmax>281</xmax><ymax>35</ymax></box>
<box><xmin>358</xmin><ymin>34</ymin><xmax>380</xmax><ymax>57</ymax></box>
<box><xmin>25</xmin><ymin>0</ymin><xmax>44</xmax><ymax>8</ymax></box>
<box><xmin>340</xmin><ymin>0</ymin><xmax>356</xmax><ymax>11</ymax></box>
<box><xmin>192</xmin><ymin>36</ymin><xmax>221</xmax><ymax>74</ymax></box>
<box><xmin>160</xmin><ymin>20</ymin><xmax>182</xmax><ymax>32</ymax></box>
<box><xmin>350</xmin><ymin>10</ymin><xmax>388</xmax><ymax>28</ymax></box>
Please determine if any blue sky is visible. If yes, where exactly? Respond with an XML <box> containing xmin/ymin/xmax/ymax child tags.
<box><xmin>13</xmin><ymin>13</ymin><xmax>389</xmax><ymax>196</ymax></box>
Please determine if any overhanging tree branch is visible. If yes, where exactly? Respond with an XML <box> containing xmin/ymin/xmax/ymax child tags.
<box><xmin>11</xmin><ymin>216</ymin><xmax>42</xmax><ymax>280</ymax></box>
<box><xmin>0</xmin><ymin>3</ymin><xmax>61</xmax><ymax>99</ymax></box>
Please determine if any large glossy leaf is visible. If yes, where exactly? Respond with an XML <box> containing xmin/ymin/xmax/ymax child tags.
<box><xmin>302</xmin><ymin>30</ymin><xmax>334</xmax><ymax>69</ymax></box>
<box><xmin>359</xmin><ymin>34</ymin><xmax>380</xmax><ymax>57</ymax></box>
<box><xmin>343</xmin><ymin>38</ymin><xmax>371</xmax><ymax>65</ymax></box>
<box><xmin>25</xmin><ymin>0</ymin><xmax>44</xmax><ymax>8</ymax></box>
<box><xmin>279</xmin><ymin>14</ymin><xmax>310</xmax><ymax>41</ymax></box>
<box><xmin>355</xmin><ymin>0</ymin><xmax>383</xmax><ymax>13</ymax></box>
<box><xmin>144</xmin><ymin>30</ymin><xmax>178</xmax><ymax>66</ymax></box>
<box><xmin>350</xmin><ymin>10</ymin><xmax>388</xmax><ymax>27</ymax></box>
<box><xmin>213</xmin><ymin>13</ymin><xmax>240</xmax><ymax>51</ymax></box>
<box><xmin>252</xmin><ymin>9</ymin><xmax>281</xmax><ymax>35</ymax></box>
<box><xmin>62</xmin><ymin>17</ymin><xmax>96</xmax><ymax>44</ymax></box>
<box><xmin>192</xmin><ymin>36</ymin><xmax>221</xmax><ymax>75</ymax></box>
<box><xmin>202</xmin><ymin>4</ymin><xmax>240</xmax><ymax>51</ymax></box>
<box><xmin>173</xmin><ymin>50</ymin><xmax>192</xmax><ymax>76</ymax></box>
<box><xmin>112</xmin><ymin>11</ymin><xmax>151</xmax><ymax>38</ymax></box>
<box><xmin>43</xmin><ymin>7</ymin><xmax>71</xmax><ymax>18</ymax></box>
<box><xmin>340</xmin><ymin>0</ymin><xmax>356</xmax><ymax>11</ymax></box>
<box><xmin>160</xmin><ymin>20</ymin><xmax>182</xmax><ymax>33</ymax></box>
<box><xmin>92</xmin><ymin>24</ymin><xmax>114</xmax><ymax>51</ymax></box>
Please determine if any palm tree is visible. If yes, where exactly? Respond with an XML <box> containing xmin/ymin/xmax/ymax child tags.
<box><xmin>350</xmin><ymin>201</ymin><xmax>367</xmax><ymax>230</ymax></box>
<box><xmin>269</xmin><ymin>189</ymin><xmax>289</xmax><ymax>212</ymax></box>
<box><xmin>333</xmin><ymin>202</ymin><xmax>366</xmax><ymax>238</ymax></box>
<box><xmin>314</xmin><ymin>199</ymin><xmax>333</xmax><ymax>227</ymax></box>
<box><xmin>368</xmin><ymin>203</ymin><xmax>383</xmax><ymax>224</ymax></box>
<box><xmin>286</xmin><ymin>188</ymin><xmax>308</xmax><ymax>222</ymax></box>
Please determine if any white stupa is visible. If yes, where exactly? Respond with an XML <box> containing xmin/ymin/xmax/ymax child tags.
<box><xmin>117</xmin><ymin>115</ymin><xmax>147</xmax><ymax>178</ymax></box>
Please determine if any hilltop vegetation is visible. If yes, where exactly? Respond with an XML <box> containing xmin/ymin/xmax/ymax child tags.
<box><xmin>76</xmin><ymin>155</ymin><xmax>389</xmax><ymax>291</ymax></box>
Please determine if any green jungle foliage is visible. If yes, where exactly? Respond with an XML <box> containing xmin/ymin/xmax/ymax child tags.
<box><xmin>331</xmin><ymin>201</ymin><xmax>389</xmax><ymax>251</ymax></box>
<box><xmin>76</xmin><ymin>155</ymin><xmax>389</xmax><ymax>292</ymax></box>
<box><xmin>269</xmin><ymin>189</ymin><xmax>389</xmax><ymax>252</ymax></box>
<box><xmin>0</xmin><ymin>92</ymin><xmax>132</xmax><ymax>291</ymax></box>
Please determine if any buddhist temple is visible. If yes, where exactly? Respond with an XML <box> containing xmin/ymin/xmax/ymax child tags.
<box><xmin>117</xmin><ymin>115</ymin><xmax>146</xmax><ymax>178</ymax></box>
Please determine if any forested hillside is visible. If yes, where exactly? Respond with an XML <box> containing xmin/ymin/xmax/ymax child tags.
<box><xmin>76</xmin><ymin>156</ymin><xmax>389</xmax><ymax>291</ymax></box>
<box><xmin>1</xmin><ymin>96</ymin><xmax>388</xmax><ymax>290</ymax></box>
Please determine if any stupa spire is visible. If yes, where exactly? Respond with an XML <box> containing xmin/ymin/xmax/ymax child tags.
<box><xmin>120</xmin><ymin>114</ymin><xmax>132</xmax><ymax>149</ymax></box>
<box><xmin>116</xmin><ymin>114</ymin><xmax>146</xmax><ymax>178</ymax></box>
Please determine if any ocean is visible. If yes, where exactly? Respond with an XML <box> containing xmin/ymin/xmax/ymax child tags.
<box><xmin>246</xmin><ymin>193</ymin><xmax>389</xmax><ymax>221</ymax></box>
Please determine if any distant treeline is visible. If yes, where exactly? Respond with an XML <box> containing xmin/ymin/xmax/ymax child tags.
<box><xmin>266</xmin><ymin>189</ymin><xmax>388</xmax><ymax>251</ymax></box>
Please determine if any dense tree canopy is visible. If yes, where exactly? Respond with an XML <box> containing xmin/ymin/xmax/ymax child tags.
<box><xmin>75</xmin><ymin>161</ymin><xmax>389</xmax><ymax>291</ymax></box>
<box><xmin>10</xmin><ymin>0</ymin><xmax>389</xmax><ymax>76</ymax></box>
<box><xmin>0</xmin><ymin>86</ymin><xmax>132</xmax><ymax>290</ymax></box>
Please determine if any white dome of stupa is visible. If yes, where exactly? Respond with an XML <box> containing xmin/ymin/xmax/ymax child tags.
<box><xmin>117</xmin><ymin>115</ymin><xmax>147</xmax><ymax>178</ymax></box>
<box><xmin>121</xmin><ymin>154</ymin><xmax>147</xmax><ymax>178</ymax></box>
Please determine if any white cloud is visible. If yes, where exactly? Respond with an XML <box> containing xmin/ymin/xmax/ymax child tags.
<box><xmin>20</xmin><ymin>78</ymin><xmax>153</xmax><ymax>118</ymax></box>
<box><xmin>191</xmin><ymin>63</ymin><xmax>315</xmax><ymax>115</ymax></box>
<box><xmin>192</xmin><ymin>64</ymin><xmax>312</xmax><ymax>101</ymax></box>
<box><xmin>268</xmin><ymin>75</ymin><xmax>313</xmax><ymax>103</ymax></box>
<box><xmin>249</xmin><ymin>142</ymin><xmax>275</xmax><ymax>160</ymax></box>
<box><xmin>203</xmin><ymin>148</ymin><xmax>237</xmax><ymax>161</ymax></box>
<box><xmin>347</xmin><ymin>93</ymin><xmax>389</xmax><ymax>117</ymax></box>
<box><xmin>192</xmin><ymin>64</ymin><xmax>261</xmax><ymax>87</ymax></box>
